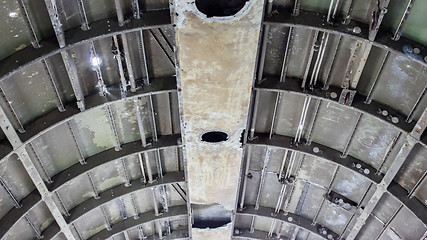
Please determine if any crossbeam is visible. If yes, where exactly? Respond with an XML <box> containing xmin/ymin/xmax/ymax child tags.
<box><xmin>0</xmin><ymin>103</ymin><xmax>75</xmax><ymax>239</ymax></box>
<box><xmin>346</xmin><ymin>107</ymin><xmax>427</xmax><ymax>239</ymax></box>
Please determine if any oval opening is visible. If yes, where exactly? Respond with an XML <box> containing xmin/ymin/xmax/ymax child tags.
<box><xmin>195</xmin><ymin>0</ymin><xmax>249</xmax><ymax>18</ymax></box>
<box><xmin>201</xmin><ymin>131</ymin><xmax>228</xmax><ymax>143</ymax></box>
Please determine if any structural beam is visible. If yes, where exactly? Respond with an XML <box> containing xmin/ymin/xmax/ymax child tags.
<box><xmin>412</xmin><ymin>107</ymin><xmax>427</xmax><ymax>140</ymax></box>
<box><xmin>0</xmin><ymin>190</ymin><xmax>41</xmax><ymax>239</ymax></box>
<box><xmin>173</xmin><ymin>1</ymin><xmax>264</xmax><ymax>238</ymax></box>
<box><xmin>233</xmin><ymin>229</ymin><xmax>279</xmax><ymax>239</ymax></box>
<box><xmin>66</xmin><ymin>171</ymin><xmax>184</xmax><ymax>223</ymax></box>
<box><xmin>264</xmin><ymin>9</ymin><xmax>427</xmax><ymax>68</ymax></box>
<box><xmin>14</xmin><ymin>147</ymin><xmax>76</xmax><ymax>240</ymax></box>
<box><xmin>236</xmin><ymin>205</ymin><xmax>339</xmax><ymax>239</ymax></box>
<box><xmin>247</xmin><ymin>133</ymin><xmax>427</xmax><ymax>225</ymax></box>
<box><xmin>388</xmin><ymin>181</ymin><xmax>427</xmax><ymax>224</ymax></box>
<box><xmin>249</xmin><ymin>133</ymin><xmax>380</xmax><ymax>182</ymax></box>
<box><xmin>1</xmin><ymin>158</ymin><xmax>183</xmax><ymax>239</ymax></box>
<box><xmin>368</xmin><ymin>0</ymin><xmax>390</xmax><ymax>41</ymax></box>
<box><xmin>48</xmin><ymin>134</ymin><xmax>181</xmax><ymax>191</ymax></box>
<box><xmin>346</xmin><ymin>109</ymin><xmax>426</xmax><ymax>239</ymax></box>
<box><xmin>0</xmin><ymin>10</ymin><xmax>171</xmax><ymax>83</ymax></box>
<box><xmin>0</xmin><ymin>102</ymin><xmax>75</xmax><ymax>239</ymax></box>
<box><xmin>44</xmin><ymin>0</ymin><xmax>66</xmax><ymax>48</ymax></box>
<box><xmin>41</xmin><ymin>221</ymin><xmax>60</xmax><ymax>239</ymax></box>
<box><xmin>18</xmin><ymin>76</ymin><xmax>176</xmax><ymax>143</ymax></box>
<box><xmin>88</xmin><ymin>205</ymin><xmax>188</xmax><ymax>240</ymax></box>
<box><xmin>255</xmin><ymin>77</ymin><xmax>415</xmax><ymax>133</ymax></box>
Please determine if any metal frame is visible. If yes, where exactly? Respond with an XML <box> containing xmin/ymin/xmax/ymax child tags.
<box><xmin>0</xmin><ymin>10</ymin><xmax>171</xmax><ymax>83</ymax></box>
<box><xmin>236</xmin><ymin>205</ymin><xmax>339</xmax><ymax>239</ymax></box>
<box><xmin>246</xmin><ymin>134</ymin><xmax>427</xmax><ymax>225</ymax></box>
<box><xmin>255</xmin><ymin>77</ymin><xmax>416</xmax><ymax>134</ymax></box>
<box><xmin>88</xmin><ymin>205</ymin><xmax>188</xmax><ymax>240</ymax></box>
<box><xmin>264</xmin><ymin>9</ymin><xmax>427</xmax><ymax>68</ymax></box>
<box><xmin>19</xmin><ymin>77</ymin><xmax>177</xmax><ymax>143</ymax></box>
<box><xmin>0</xmin><ymin>80</ymin><xmax>180</xmax><ymax>240</ymax></box>
<box><xmin>48</xmin><ymin>134</ymin><xmax>181</xmax><ymax>191</ymax></box>
<box><xmin>66</xmin><ymin>172</ymin><xmax>185</xmax><ymax>224</ymax></box>
<box><xmin>0</xmin><ymin>77</ymin><xmax>177</xmax><ymax>167</ymax></box>
<box><xmin>0</xmin><ymin>99</ymin><xmax>76</xmax><ymax>239</ymax></box>
<box><xmin>0</xmin><ymin>140</ymin><xmax>183</xmax><ymax>239</ymax></box>
<box><xmin>0</xmin><ymin>190</ymin><xmax>41</xmax><ymax>238</ymax></box>
<box><xmin>346</xmin><ymin>107</ymin><xmax>427</xmax><ymax>239</ymax></box>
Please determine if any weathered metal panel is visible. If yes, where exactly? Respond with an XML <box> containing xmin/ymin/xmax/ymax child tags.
<box><xmin>173</xmin><ymin>0</ymin><xmax>263</xmax><ymax>210</ymax></box>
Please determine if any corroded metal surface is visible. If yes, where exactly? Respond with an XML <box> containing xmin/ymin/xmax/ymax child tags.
<box><xmin>174</xmin><ymin>0</ymin><xmax>263</xmax><ymax>238</ymax></box>
<box><xmin>174</xmin><ymin>1</ymin><xmax>263</xmax><ymax>208</ymax></box>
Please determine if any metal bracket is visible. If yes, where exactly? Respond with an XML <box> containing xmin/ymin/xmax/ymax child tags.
<box><xmin>339</xmin><ymin>89</ymin><xmax>356</xmax><ymax>106</ymax></box>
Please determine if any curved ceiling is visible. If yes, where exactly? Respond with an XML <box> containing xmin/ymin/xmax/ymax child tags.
<box><xmin>0</xmin><ymin>0</ymin><xmax>426</xmax><ymax>240</ymax></box>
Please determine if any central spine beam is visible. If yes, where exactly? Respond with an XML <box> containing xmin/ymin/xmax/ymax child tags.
<box><xmin>173</xmin><ymin>1</ymin><xmax>263</xmax><ymax>239</ymax></box>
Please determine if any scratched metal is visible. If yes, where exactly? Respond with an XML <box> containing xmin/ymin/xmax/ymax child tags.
<box><xmin>369</xmin><ymin>53</ymin><xmax>427</xmax><ymax>118</ymax></box>
<box><xmin>310</xmin><ymin>100</ymin><xmax>360</xmax><ymax>152</ymax></box>
<box><xmin>286</xmin><ymin>28</ymin><xmax>315</xmax><ymax>79</ymax></box>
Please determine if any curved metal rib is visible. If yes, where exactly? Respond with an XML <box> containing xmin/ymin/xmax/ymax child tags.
<box><xmin>233</xmin><ymin>229</ymin><xmax>267</xmax><ymax>239</ymax></box>
<box><xmin>236</xmin><ymin>205</ymin><xmax>339</xmax><ymax>240</ymax></box>
<box><xmin>0</xmin><ymin>10</ymin><xmax>171</xmax><ymax>83</ymax></box>
<box><xmin>88</xmin><ymin>205</ymin><xmax>188</xmax><ymax>240</ymax></box>
<box><xmin>0</xmin><ymin>77</ymin><xmax>177</xmax><ymax>167</ymax></box>
<box><xmin>248</xmin><ymin>133</ymin><xmax>381</xmax><ymax>183</ymax></box>
<box><xmin>19</xmin><ymin>77</ymin><xmax>177</xmax><ymax>143</ymax></box>
<box><xmin>3</xmin><ymin>173</ymin><xmax>185</xmax><ymax>239</ymax></box>
<box><xmin>47</xmin><ymin>134</ymin><xmax>181</xmax><ymax>191</ymax></box>
<box><xmin>66</xmin><ymin>171</ymin><xmax>185</xmax><ymax>224</ymax></box>
<box><xmin>247</xmin><ymin>133</ymin><xmax>427</xmax><ymax>224</ymax></box>
<box><xmin>264</xmin><ymin>9</ymin><xmax>427</xmax><ymax>68</ymax></box>
<box><xmin>255</xmin><ymin>76</ymin><xmax>415</xmax><ymax>134</ymax></box>
<box><xmin>0</xmin><ymin>137</ymin><xmax>181</xmax><ymax>239</ymax></box>
<box><xmin>0</xmin><ymin>190</ymin><xmax>41</xmax><ymax>239</ymax></box>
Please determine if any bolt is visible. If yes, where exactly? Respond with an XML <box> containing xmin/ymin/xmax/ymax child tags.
<box><xmin>352</xmin><ymin>27</ymin><xmax>361</xmax><ymax>34</ymax></box>
<box><xmin>391</xmin><ymin>117</ymin><xmax>399</xmax><ymax>124</ymax></box>
<box><xmin>313</xmin><ymin>147</ymin><xmax>320</xmax><ymax>153</ymax></box>
<box><xmin>382</xmin><ymin>110</ymin><xmax>388</xmax><ymax>116</ymax></box>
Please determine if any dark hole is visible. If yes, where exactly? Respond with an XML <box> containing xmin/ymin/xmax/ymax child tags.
<box><xmin>201</xmin><ymin>131</ymin><xmax>228</xmax><ymax>143</ymax></box>
<box><xmin>193</xmin><ymin>204</ymin><xmax>231</xmax><ymax>229</ymax></box>
<box><xmin>195</xmin><ymin>0</ymin><xmax>249</xmax><ymax>17</ymax></box>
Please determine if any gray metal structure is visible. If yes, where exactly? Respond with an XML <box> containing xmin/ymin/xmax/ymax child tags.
<box><xmin>0</xmin><ymin>0</ymin><xmax>425</xmax><ymax>239</ymax></box>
